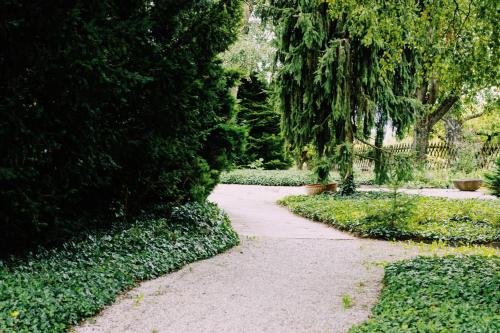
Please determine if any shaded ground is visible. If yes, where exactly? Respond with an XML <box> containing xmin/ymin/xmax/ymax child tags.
<box><xmin>77</xmin><ymin>184</ymin><xmax>492</xmax><ymax>333</ymax></box>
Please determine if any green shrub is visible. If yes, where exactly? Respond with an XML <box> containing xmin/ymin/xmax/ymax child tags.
<box><xmin>350</xmin><ymin>256</ymin><xmax>500</xmax><ymax>332</ymax></box>
<box><xmin>485</xmin><ymin>158</ymin><xmax>500</xmax><ymax>197</ymax></box>
<box><xmin>0</xmin><ymin>202</ymin><xmax>238</xmax><ymax>333</ymax></box>
<box><xmin>0</xmin><ymin>0</ymin><xmax>244</xmax><ymax>252</ymax></box>
<box><xmin>279</xmin><ymin>192</ymin><xmax>499</xmax><ymax>244</ymax></box>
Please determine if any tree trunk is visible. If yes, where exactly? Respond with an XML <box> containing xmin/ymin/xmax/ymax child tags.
<box><xmin>413</xmin><ymin>95</ymin><xmax>459</xmax><ymax>161</ymax></box>
<box><xmin>443</xmin><ymin>116</ymin><xmax>463</xmax><ymax>147</ymax></box>
<box><xmin>295</xmin><ymin>158</ymin><xmax>304</xmax><ymax>170</ymax></box>
<box><xmin>242</xmin><ymin>1</ymin><xmax>254</xmax><ymax>34</ymax></box>
<box><xmin>339</xmin><ymin>121</ymin><xmax>355</xmax><ymax>195</ymax></box>
<box><xmin>413</xmin><ymin>118</ymin><xmax>431</xmax><ymax>162</ymax></box>
<box><xmin>374</xmin><ymin>111</ymin><xmax>387</xmax><ymax>184</ymax></box>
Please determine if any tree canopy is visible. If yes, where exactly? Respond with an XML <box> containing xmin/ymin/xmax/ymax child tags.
<box><xmin>410</xmin><ymin>0</ymin><xmax>499</xmax><ymax>159</ymax></box>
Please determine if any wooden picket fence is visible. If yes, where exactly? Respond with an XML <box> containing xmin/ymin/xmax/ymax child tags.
<box><xmin>354</xmin><ymin>142</ymin><xmax>500</xmax><ymax>170</ymax></box>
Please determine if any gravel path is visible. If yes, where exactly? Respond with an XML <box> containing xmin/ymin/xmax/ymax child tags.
<box><xmin>76</xmin><ymin>184</ymin><xmax>490</xmax><ymax>333</ymax></box>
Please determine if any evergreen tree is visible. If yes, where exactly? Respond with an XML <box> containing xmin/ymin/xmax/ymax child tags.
<box><xmin>264</xmin><ymin>0</ymin><xmax>419</xmax><ymax>193</ymax></box>
<box><xmin>236</xmin><ymin>73</ymin><xmax>291</xmax><ymax>169</ymax></box>
<box><xmin>0</xmin><ymin>0</ymin><xmax>244</xmax><ymax>251</ymax></box>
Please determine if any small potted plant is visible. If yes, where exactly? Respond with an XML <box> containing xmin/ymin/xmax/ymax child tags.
<box><xmin>451</xmin><ymin>142</ymin><xmax>482</xmax><ymax>191</ymax></box>
<box><xmin>305</xmin><ymin>157</ymin><xmax>337</xmax><ymax>195</ymax></box>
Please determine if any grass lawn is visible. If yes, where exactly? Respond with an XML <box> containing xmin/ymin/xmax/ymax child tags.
<box><xmin>279</xmin><ymin>192</ymin><xmax>499</xmax><ymax>244</ymax></box>
<box><xmin>0</xmin><ymin>202</ymin><xmax>238</xmax><ymax>333</ymax></box>
<box><xmin>350</xmin><ymin>255</ymin><xmax>500</xmax><ymax>333</ymax></box>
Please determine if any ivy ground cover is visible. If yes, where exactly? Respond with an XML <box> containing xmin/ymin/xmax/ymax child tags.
<box><xmin>220</xmin><ymin>169</ymin><xmax>374</xmax><ymax>186</ymax></box>
<box><xmin>220</xmin><ymin>169</ymin><xmax>315</xmax><ymax>186</ymax></box>
<box><xmin>0</xmin><ymin>202</ymin><xmax>238</xmax><ymax>333</ymax></box>
<box><xmin>350</xmin><ymin>255</ymin><xmax>500</xmax><ymax>332</ymax></box>
<box><xmin>279</xmin><ymin>192</ymin><xmax>499</xmax><ymax>244</ymax></box>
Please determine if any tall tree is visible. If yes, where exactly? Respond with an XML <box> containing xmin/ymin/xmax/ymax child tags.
<box><xmin>411</xmin><ymin>0</ymin><xmax>498</xmax><ymax>160</ymax></box>
<box><xmin>0</xmin><ymin>0</ymin><xmax>244</xmax><ymax>251</ymax></box>
<box><xmin>236</xmin><ymin>73</ymin><xmax>291</xmax><ymax>169</ymax></box>
<box><xmin>264</xmin><ymin>0</ymin><xmax>419</xmax><ymax>193</ymax></box>
<box><xmin>221</xmin><ymin>4</ymin><xmax>275</xmax><ymax>77</ymax></box>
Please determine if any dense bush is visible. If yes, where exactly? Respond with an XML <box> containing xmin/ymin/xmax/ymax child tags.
<box><xmin>485</xmin><ymin>158</ymin><xmax>500</xmax><ymax>197</ymax></box>
<box><xmin>0</xmin><ymin>202</ymin><xmax>238</xmax><ymax>333</ymax></box>
<box><xmin>235</xmin><ymin>73</ymin><xmax>291</xmax><ymax>170</ymax></box>
<box><xmin>0</xmin><ymin>0</ymin><xmax>244</xmax><ymax>251</ymax></box>
<box><xmin>280</xmin><ymin>192</ymin><xmax>499</xmax><ymax>244</ymax></box>
<box><xmin>350</xmin><ymin>256</ymin><xmax>500</xmax><ymax>332</ymax></box>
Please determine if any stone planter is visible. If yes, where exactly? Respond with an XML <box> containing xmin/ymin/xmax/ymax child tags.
<box><xmin>453</xmin><ymin>179</ymin><xmax>482</xmax><ymax>191</ymax></box>
<box><xmin>305</xmin><ymin>183</ymin><xmax>337</xmax><ymax>195</ymax></box>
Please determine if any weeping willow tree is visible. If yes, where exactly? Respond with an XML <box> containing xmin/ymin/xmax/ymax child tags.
<box><xmin>263</xmin><ymin>0</ymin><xmax>420</xmax><ymax>193</ymax></box>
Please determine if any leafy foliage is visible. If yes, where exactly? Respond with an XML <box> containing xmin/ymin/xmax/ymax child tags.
<box><xmin>236</xmin><ymin>74</ymin><xmax>291</xmax><ymax>169</ymax></box>
<box><xmin>0</xmin><ymin>0</ymin><xmax>243</xmax><ymax>252</ymax></box>
<box><xmin>0</xmin><ymin>202</ymin><xmax>238</xmax><ymax>333</ymax></box>
<box><xmin>220</xmin><ymin>14</ymin><xmax>275</xmax><ymax>77</ymax></box>
<box><xmin>350</xmin><ymin>256</ymin><xmax>500</xmax><ymax>332</ymax></box>
<box><xmin>311</xmin><ymin>157</ymin><xmax>332</xmax><ymax>184</ymax></box>
<box><xmin>263</xmin><ymin>0</ymin><xmax>420</xmax><ymax>186</ymax></box>
<box><xmin>410</xmin><ymin>0</ymin><xmax>498</xmax><ymax>160</ymax></box>
<box><xmin>280</xmin><ymin>192</ymin><xmax>499</xmax><ymax>244</ymax></box>
<box><xmin>485</xmin><ymin>158</ymin><xmax>500</xmax><ymax>197</ymax></box>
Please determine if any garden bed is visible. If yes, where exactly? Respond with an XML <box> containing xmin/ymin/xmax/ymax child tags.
<box><xmin>350</xmin><ymin>255</ymin><xmax>500</xmax><ymax>332</ymax></box>
<box><xmin>279</xmin><ymin>192</ymin><xmax>499</xmax><ymax>244</ymax></box>
<box><xmin>0</xmin><ymin>202</ymin><xmax>238</xmax><ymax>333</ymax></box>
<box><xmin>220</xmin><ymin>169</ymin><xmax>374</xmax><ymax>186</ymax></box>
<box><xmin>220</xmin><ymin>168</ymin><xmax>493</xmax><ymax>189</ymax></box>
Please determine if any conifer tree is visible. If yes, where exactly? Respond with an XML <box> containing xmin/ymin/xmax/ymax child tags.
<box><xmin>264</xmin><ymin>0</ymin><xmax>419</xmax><ymax>193</ymax></box>
<box><xmin>236</xmin><ymin>73</ymin><xmax>291</xmax><ymax>169</ymax></box>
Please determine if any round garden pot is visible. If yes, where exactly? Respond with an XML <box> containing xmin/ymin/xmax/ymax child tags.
<box><xmin>305</xmin><ymin>183</ymin><xmax>337</xmax><ymax>195</ymax></box>
<box><xmin>452</xmin><ymin>179</ymin><xmax>482</xmax><ymax>191</ymax></box>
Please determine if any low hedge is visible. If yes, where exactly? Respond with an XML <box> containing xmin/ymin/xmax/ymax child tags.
<box><xmin>279</xmin><ymin>192</ymin><xmax>499</xmax><ymax>244</ymax></box>
<box><xmin>220</xmin><ymin>169</ymin><xmax>374</xmax><ymax>186</ymax></box>
<box><xmin>350</xmin><ymin>255</ymin><xmax>500</xmax><ymax>332</ymax></box>
<box><xmin>0</xmin><ymin>202</ymin><xmax>238</xmax><ymax>333</ymax></box>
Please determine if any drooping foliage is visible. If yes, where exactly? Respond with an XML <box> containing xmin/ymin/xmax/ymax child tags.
<box><xmin>0</xmin><ymin>0</ymin><xmax>243</xmax><ymax>251</ymax></box>
<box><xmin>236</xmin><ymin>73</ymin><xmax>291</xmax><ymax>169</ymax></box>
<box><xmin>263</xmin><ymin>0</ymin><xmax>420</xmax><ymax>192</ymax></box>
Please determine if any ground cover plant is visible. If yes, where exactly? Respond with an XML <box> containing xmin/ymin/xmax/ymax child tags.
<box><xmin>220</xmin><ymin>169</ymin><xmax>375</xmax><ymax>186</ymax></box>
<box><xmin>219</xmin><ymin>167</ymin><xmax>495</xmax><ymax>189</ymax></box>
<box><xmin>220</xmin><ymin>169</ymin><xmax>315</xmax><ymax>186</ymax></box>
<box><xmin>279</xmin><ymin>192</ymin><xmax>499</xmax><ymax>244</ymax></box>
<box><xmin>0</xmin><ymin>202</ymin><xmax>238</xmax><ymax>333</ymax></box>
<box><xmin>350</xmin><ymin>255</ymin><xmax>500</xmax><ymax>332</ymax></box>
